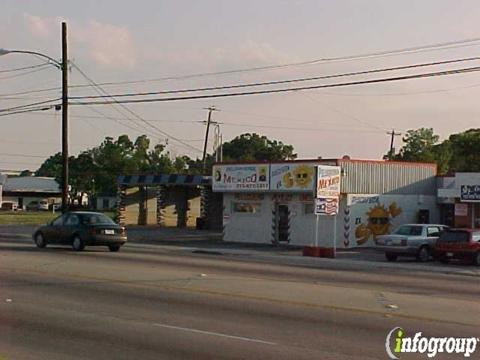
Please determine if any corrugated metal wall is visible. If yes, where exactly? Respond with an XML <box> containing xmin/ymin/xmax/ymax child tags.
<box><xmin>339</xmin><ymin>161</ymin><xmax>436</xmax><ymax>195</ymax></box>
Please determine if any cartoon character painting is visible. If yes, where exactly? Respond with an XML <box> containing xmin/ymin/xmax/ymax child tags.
<box><xmin>355</xmin><ymin>202</ymin><xmax>402</xmax><ymax>245</ymax></box>
<box><xmin>282</xmin><ymin>165</ymin><xmax>314</xmax><ymax>189</ymax></box>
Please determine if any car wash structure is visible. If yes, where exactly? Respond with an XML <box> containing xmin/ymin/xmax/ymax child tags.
<box><xmin>116</xmin><ymin>174</ymin><xmax>222</xmax><ymax>229</ymax></box>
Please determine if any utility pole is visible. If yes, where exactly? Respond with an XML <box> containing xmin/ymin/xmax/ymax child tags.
<box><xmin>387</xmin><ymin>129</ymin><xmax>401</xmax><ymax>160</ymax></box>
<box><xmin>201</xmin><ymin>106</ymin><xmax>218</xmax><ymax>174</ymax></box>
<box><xmin>61</xmin><ymin>22</ymin><xmax>69</xmax><ymax>212</ymax></box>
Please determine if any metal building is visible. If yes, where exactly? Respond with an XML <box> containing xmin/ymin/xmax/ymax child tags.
<box><xmin>213</xmin><ymin>159</ymin><xmax>439</xmax><ymax>248</ymax></box>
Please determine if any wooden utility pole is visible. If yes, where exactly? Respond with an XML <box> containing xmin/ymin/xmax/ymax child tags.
<box><xmin>201</xmin><ymin>106</ymin><xmax>218</xmax><ymax>174</ymax></box>
<box><xmin>61</xmin><ymin>22</ymin><xmax>69</xmax><ymax>212</ymax></box>
<box><xmin>387</xmin><ymin>129</ymin><xmax>401</xmax><ymax>160</ymax></box>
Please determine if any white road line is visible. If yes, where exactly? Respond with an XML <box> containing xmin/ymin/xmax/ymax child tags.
<box><xmin>152</xmin><ymin>323</ymin><xmax>276</xmax><ymax>345</ymax></box>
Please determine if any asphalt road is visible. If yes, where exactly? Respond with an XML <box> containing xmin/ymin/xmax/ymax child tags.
<box><xmin>0</xmin><ymin>238</ymin><xmax>478</xmax><ymax>360</ymax></box>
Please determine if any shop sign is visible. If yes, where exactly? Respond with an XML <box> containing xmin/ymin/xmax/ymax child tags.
<box><xmin>272</xmin><ymin>193</ymin><xmax>293</xmax><ymax>202</ymax></box>
<box><xmin>270</xmin><ymin>163</ymin><xmax>316</xmax><ymax>192</ymax></box>
<box><xmin>460</xmin><ymin>185</ymin><xmax>480</xmax><ymax>202</ymax></box>
<box><xmin>454</xmin><ymin>203</ymin><xmax>468</xmax><ymax>217</ymax></box>
<box><xmin>234</xmin><ymin>193</ymin><xmax>265</xmax><ymax>201</ymax></box>
<box><xmin>314</xmin><ymin>197</ymin><xmax>339</xmax><ymax>216</ymax></box>
<box><xmin>315</xmin><ymin>165</ymin><xmax>341</xmax><ymax>198</ymax></box>
<box><xmin>212</xmin><ymin>165</ymin><xmax>269</xmax><ymax>192</ymax></box>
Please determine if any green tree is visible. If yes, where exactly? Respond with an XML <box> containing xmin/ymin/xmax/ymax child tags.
<box><xmin>221</xmin><ymin>133</ymin><xmax>296</xmax><ymax>162</ymax></box>
<box><xmin>447</xmin><ymin>129</ymin><xmax>480</xmax><ymax>172</ymax></box>
<box><xmin>394</xmin><ymin>128</ymin><xmax>439</xmax><ymax>162</ymax></box>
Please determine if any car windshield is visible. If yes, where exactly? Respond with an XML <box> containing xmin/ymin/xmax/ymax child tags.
<box><xmin>393</xmin><ymin>225</ymin><xmax>423</xmax><ymax>236</ymax></box>
<box><xmin>437</xmin><ymin>231</ymin><xmax>469</xmax><ymax>243</ymax></box>
<box><xmin>80</xmin><ymin>213</ymin><xmax>116</xmax><ymax>225</ymax></box>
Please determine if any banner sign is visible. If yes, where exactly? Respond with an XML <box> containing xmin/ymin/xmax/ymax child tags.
<box><xmin>315</xmin><ymin>165</ymin><xmax>341</xmax><ymax>198</ymax></box>
<box><xmin>270</xmin><ymin>163</ymin><xmax>316</xmax><ymax>192</ymax></box>
<box><xmin>460</xmin><ymin>185</ymin><xmax>480</xmax><ymax>202</ymax></box>
<box><xmin>314</xmin><ymin>197</ymin><xmax>339</xmax><ymax>216</ymax></box>
<box><xmin>212</xmin><ymin>165</ymin><xmax>269</xmax><ymax>191</ymax></box>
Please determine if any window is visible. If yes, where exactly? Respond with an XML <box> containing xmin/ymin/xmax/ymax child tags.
<box><xmin>472</xmin><ymin>232</ymin><xmax>480</xmax><ymax>242</ymax></box>
<box><xmin>438</xmin><ymin>231</ymin><xmax>469</xmax><ymax>243</ymax></box>
<box><xmin>394</xmin><ymin>225</ymin><xmax>424</xmax><ymax>236</ymax></box>
<box><xmin>102</xmin><ymin>199</ymin><xmax>110</xmax><ymax>209</ymax></box>
<box><xmin>80</xmin><ymin>213</ymin><xmax>116</xmax><ymax>225</ymax></box>
<box><xmin>427</xmin><ymin>227</ymin><xmax>441</xmax><ymax>237</ymax></box>
<box><xmin>51</xmin><ymin>215</ymin><xmax>66</xmax><ymax>226</ymax></box>
<box><xmin>65</xmin><ymin>214</ymin><xmax>80</xmax><ymax>226</ymax></box>
<box><xmin>232</xmin><ymin>202</ymin><xmax>261</xmax><ymax>214</ymax></box>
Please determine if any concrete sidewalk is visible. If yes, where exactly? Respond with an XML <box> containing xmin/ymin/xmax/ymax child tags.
<box><xmin>1</xmin><ymin>224</ymin><xmax>479</xmax><ymax>277</ymax></box>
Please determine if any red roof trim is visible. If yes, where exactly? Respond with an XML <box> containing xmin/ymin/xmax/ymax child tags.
<box><xmin>214</xmin><ymin>158</ymin><xmax>436</xmax><ymax>168</ymax></box>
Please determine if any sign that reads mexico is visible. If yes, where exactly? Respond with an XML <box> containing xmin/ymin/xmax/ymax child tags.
<box><xmin>315</xmin><ymin>165</ymin><xmax>341</xmax><ymax>198</ymax></box>
<box><xmin>212</xmin><ymin>164</ymin><xmax>269</xmax><ymax>191</ymax></box>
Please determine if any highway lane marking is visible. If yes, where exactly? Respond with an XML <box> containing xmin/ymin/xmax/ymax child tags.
<box><xmin>152</xmin><ymin>322</ymin><xmax>277</xmax><ymax>345</ymax></box>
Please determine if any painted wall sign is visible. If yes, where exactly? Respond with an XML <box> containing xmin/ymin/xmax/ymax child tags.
<box><xmin>213</xmin><ymin>165</ymin><xmax>269</xmax><ymax>191</ymax></box>
<box><xmin>315</xmin><ymin>165</ymin><xmax>341</xmax><ymax>198</ymax></box>
<box><xmin>460</xmin><ymin>185</ymin><xmax>480</xmax><ymax>202</ymax></box>
<box><xmin>270</xmin><ymin>163</ymin><xmax>316</xmax><ymax>191</ymax></box>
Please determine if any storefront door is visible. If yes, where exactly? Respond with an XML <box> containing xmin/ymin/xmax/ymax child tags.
<box><xmin>276</xmin><ymin>204</ymin><xmax>290</xmax><ymax>243</ymax></box>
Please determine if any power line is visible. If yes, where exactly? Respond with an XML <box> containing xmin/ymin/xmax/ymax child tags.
<box><xmin>0</xmin><ymin>65</ymin><xmax>53</xmax><ymax>81</ymax></box>
<box><xmin>0</xmin><ymin>152</ymin><xmax>49</xmax><ymax>158</ymax></box>
<box><xmin>2</xmin><ymin>35</ymin><xmax>480</xmax><ymax>97</ymax></box>
<box><xmin>0</xmin><ymin>98</ymin><xmax>61</xmax><ymax>114</ymax></box>
<box><xmin>0</xmin><ymin>62</ymin><xmax>51</xmax><ymax>74</ymax></box>
<box><xmin>69</xmin><ymin>65</ymin><xmax>480</xmax><ymax>106</ymax></box>
<box><xmin>60</xmin><ymin>36</ymin><xmax>480</xmax><ymax>88</ymax></box>
<box><xmin>68</xmin><ymin>56</ymin><xmax>480</xmax><ymax>100</ymax></box>
<box><xmin>70</xmin><ymin>61</ymin><xmax>203</xmax><ymax>153</ymax></box>
<box><xmin>0</xmin><ymin>105</ymin><xmax>57</xmax><ymax>117</ymax></box>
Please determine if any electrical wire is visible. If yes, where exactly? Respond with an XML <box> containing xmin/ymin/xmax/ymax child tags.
<box><xmin>0</xmin><ymin>98</ymin><xmax>61</xmax><ymax>113</ymax></box>
<box><xmin>0</xmin><ymin>152</ymin><xmax>50</xmax><ymax>158</ymax></box>
<box><xmin>0</xmin><ymin>105</ymin><xmax>57</xmax><ymax>117</ymax></box>
<box><xmin>69</xmin><ymin>65</ymin><xmax>480</xmax><ymax>106</ymax></box>
<box><xmin>65</xmin><ymin>36</ymin><xmax>480</xmax><ymax>88</ymax></box>
<box><xmin>69</xmin><ymin>56</ymin><xmax>480</xmax><ymax>100</ymax></box>
<box><xmin>0</xmin><ymin>65</ymin><xmax>54</xmax><ymax>81</ymax></box>
<box><xmin>0</xmin><ymin>62</ymin><xmax>51</xmax><ymax>74</ymax></box>
<box><xmin>70</xmin><ymin>61</ymin><xmax>203</xmax><ymax>153</ymax></box>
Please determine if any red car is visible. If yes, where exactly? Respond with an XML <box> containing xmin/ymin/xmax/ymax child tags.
<box><xmin>434</xmin><ymin>228</ymin><xmax>480</xmax><ymax>265</ymax></box>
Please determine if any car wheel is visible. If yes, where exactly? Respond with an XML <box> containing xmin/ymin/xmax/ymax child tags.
<box><xmin>34</xmin><ymin>232</ymin><xmax>47</xmax><ymax>248</ymax></box>
<box><xmin>385</xmin><ymin>252</ymin><xmax>398</xmax><ymax>262</ymax></box>
<box><xmin>416</xmin><ymin>246</ymin><xmax>430</xmax><ymax>262</ymax></box>
<box><xmin>108</xmin><ymin>245</ymin><xmax>121</xmax><ymax>252</ymax></box>
<box><xmin>72</xmin><ymin>235</ymin><xmax>85</xmax><ymax>251</ymax></box>
<box><xmin>473</xmin><ymin>252</ymin><xmax>480</xmax><ymax>266</ymax></box>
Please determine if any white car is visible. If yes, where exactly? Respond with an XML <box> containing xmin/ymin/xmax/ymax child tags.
<box><xmin>375</xmin><ymin>224</ymin><xmax>449</xmax><ymax>262</ymax></box>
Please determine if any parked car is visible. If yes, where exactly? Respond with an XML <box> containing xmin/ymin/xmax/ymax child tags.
<box><xmin>32</xmin><ymin>211</ymin><xmax>127</xmax><ymax>252</ymax></box>
<box><xmin>434</xmin><ymin>228</ymin><xmax>480</xmax><ymax>265</ymax></box>
<box><xmin>375</xmin><ymin>224</ymin><xmax>449</xmax><ymax>262</ymax></box>
<box><xmin>26</xmin><ymin>200</ymin><xmax>49</xmax><ymax>211</ymax></box>
<box><xmin>1</xmin><ymin>202</ymin><xmax>18</xmax><ymax>211</ymax></box>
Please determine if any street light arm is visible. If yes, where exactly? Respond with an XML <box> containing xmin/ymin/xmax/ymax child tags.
<box><xmin>0</xmin><ymin>48</ymin><xmax>62</xmax><ymax>69</ymax></box>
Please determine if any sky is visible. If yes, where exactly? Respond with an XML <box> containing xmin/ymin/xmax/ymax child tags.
<box><xmin>1</xmin><ymin>0</ymin><xmax>480</xmax><ymax>171</ymax></box>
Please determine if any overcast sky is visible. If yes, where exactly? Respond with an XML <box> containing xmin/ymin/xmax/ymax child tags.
<box><xmin>1</xmin><ymin>0</ymin><xmax>480</xmax><ymax>171</ymax></box>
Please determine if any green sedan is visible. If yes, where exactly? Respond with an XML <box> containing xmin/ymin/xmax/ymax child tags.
<box><xmin>33</xmin><ymin>211</ymin><xmax>127</xmax><ymax>252</ymax></box>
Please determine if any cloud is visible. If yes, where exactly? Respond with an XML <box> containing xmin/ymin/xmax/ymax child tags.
<box><xmin>23</xmin><ymin>14</ymin><xmax>136</xmax><ymax>68</ymax></box>
<box><xmin>23</xmin><ymin>13</ymin><xmax>62</xmax><ymax>38</ymax></box>
<box><xmin>146</xmin><ymin>40</ymin><xmax>297</xmax><ymax>74</ymax></box>
<box><xmin>73</xmin><ymin>20</ymin><xmax>136</xmax><ymax>68</ymax></box>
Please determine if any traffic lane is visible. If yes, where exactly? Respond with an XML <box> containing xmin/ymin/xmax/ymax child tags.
<box><xmin>0</xmin><ymin>239</ymin><xmax>478</xmax><ymax>302</ymax></box>
<box><xmin>1</xmin><ymin>269</ymin><xmax>476</xmax><ymax>360</ymax></box>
